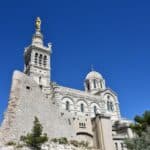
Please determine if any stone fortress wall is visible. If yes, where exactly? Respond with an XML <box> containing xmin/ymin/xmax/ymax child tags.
<box><xmin>0</xmin><ymin>70</ymin><xmax>75</xmax><ymax>145</ymax></box>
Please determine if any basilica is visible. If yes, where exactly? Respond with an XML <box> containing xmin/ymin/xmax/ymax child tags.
<box><xmin>0</xmin><ymin>17</ymin><xmax>133</xmax><ymax>150</ymax></box>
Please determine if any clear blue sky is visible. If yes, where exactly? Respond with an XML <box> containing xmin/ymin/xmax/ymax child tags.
<box><xmin>0</xmin><ymin>0</ymin><xmax>150</xmax><ymax>123</ymax></box>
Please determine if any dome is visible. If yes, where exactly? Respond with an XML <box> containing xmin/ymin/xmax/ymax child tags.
<box><xmin>85</xmin><ymin>71</ymin><xmax>103</xmax><ymax>80</ymax></box>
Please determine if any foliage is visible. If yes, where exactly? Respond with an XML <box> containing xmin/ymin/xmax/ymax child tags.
<box><xmin>20</xmin><ymin>116</ymin><xmax>48</xmax><ymax>150</ymax></box>
<box><xmin>78</xmin><ymin>141</ymin><xmax>89</xmax><ymax>148</ymax></box>
<box><xmin>130</xmin><ymin>111</ymin><xmax>150</xmax><ymax>136</ymax></box>
<box><xmin>70</xmin><ymin>140</ymin><xmax>79</xmax><ymax>147</ymax></box>
<box><xmin>16</xmin><ymin>144</ymin><xmax>24</xmax><ymax>148</ymax></box>
<box><xmin>69</xmin><ymin>140</ymin><xmax>89</xmax><ymax>148</ymax></box>
<box><xmin>6</xmin><ymin>141</ymin><xmax>16</xmax><ymax>146</ymax></box>
<box><xmin>58</xmin><ymin>137</ymin><xmax>68</xmax><ymax>144</ymax></box>
<box><xmin>125</xmin><ymin>127</ymin><xmax>150</xmax><ymax>150</ymax></box>
<box><xmin>51</xmin><ymin>138</ymin><xmax>89</xmax><ymax>148</ymax></box>
<box><xmin>51</xmin><ymin>138</ymin><xmax>58</xmax><ymax>143</ymax></box>
<box><xmin>51</xmin><ymin>137</ymin><xmax>68</xmax><ymax>144</ymax></box>
<box><xmin>125</xmin><ymin>110</ymin><xmax>150</xmax><ymax>150</ymax></box>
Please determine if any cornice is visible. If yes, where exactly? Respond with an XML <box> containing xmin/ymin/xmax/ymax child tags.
<box><xmin>53</xmin><ymin>84</ymin><xmax>103</xmax><ymax>102</ymax></box>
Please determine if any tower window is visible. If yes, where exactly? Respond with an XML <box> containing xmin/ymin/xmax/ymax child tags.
<box><xmin>100</xmin><ymin>81</ymin><xmax>103</xmax><ymax>88</ymax></box>
<box><xmin>66</xmin><ymin>101</ymin><xmax>70</xmax><ymax>111</ymax></box>
<box><xmin>39</xmin><ymin>54</ymin><xmax>43</xmax><ymax>66</ymax></box>
<box><xmin>43</xmin><ymin>55</ymin><xmax>47</xmax><ymax>67</ymax></box>
<box><xmin>34</xmin><ymin>53</ymin><xmax>38</xmax><ymax>65</ymax></box>
<box><xmin>93</xmin><ymin>79</ymin><xmax>97</xmax><ymax>88</ymax></box>
<box><xmin>80</xmin><ymin>103</ymin><xmax>84</xmax><ymax>112</ymax></box>
<box><xmin>86</xmin><ymin>81</ymin><xmax>90</xmax><ymax>91</ymax></box>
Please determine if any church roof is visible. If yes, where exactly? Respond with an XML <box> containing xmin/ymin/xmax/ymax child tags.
<box><xmin>85</xmin><ymin>71</ymin><xmax>103</xmax><ymax>80</ymax></box>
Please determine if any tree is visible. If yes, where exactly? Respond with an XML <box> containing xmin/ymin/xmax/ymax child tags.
<box><xmin>125</xmin><ymin>111</ymin><xmax>150</xmax><ymax>150</ymax></box>
<box><xmin>20</xmin><ymin>117</ymin><xmax>48</xmax><ymax>150</ymax></box>
<box><xmin>125</xmin><ymin>127</ymin><xmax>150</xmax><ymax>150</ymax></box>
<box><xmin>130</xmin><ymin>111</ymin><xmax>150</xmax><ymax>136</ymax></box>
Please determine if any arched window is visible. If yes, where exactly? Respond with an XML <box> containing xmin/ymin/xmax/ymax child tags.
<box><xmin>107</xmin><ymin>101</ymin><xmax>110</xmax><ymax>111</ymax></box>
<box><xmin>80</xmin><ymin>103</ymin><xmax>84</xmax><ymax>112</ymax></box>
<box><xmin>39</xmin><ymin>54</ymin><xmax>42</xmax><ymax>66</ymax></box>
<box><xmin>115</xmin><ymin>143</ymin><xmax>118</xmax><ymax>150</ymax></box>
<box><xmin>34</xmin><ymin>53</ymin><xmax>38</xmax><ymax>65</ymax></box>
<box><xmin>94</xmin><ymin>106</ymin><xmax>97</xmax><ymax>114</ymax></box>
<box><xmin>110</xmin><ymin>102</ymin><xmax>114</xmax><ymax>112</ymax></box>
<box><xmin>100</xmin><ymin>81</ymin><xmax>103</xmax><ymax>88</ymax></box>
<box><xmin>86</xmin><ymin>81</ymin><xmax>90</xmax><ymax>91</ymax></box>
<box><xmin>107</xmin><ymin>101</ymin><xmax>114</xmax><ymax>112</ymax></box>
<box><xmin>66</xmin><ymin>101</ymin><xmax>70</xmax><ymax>111</ymax></box>
<box><xmin>107</xmin><ymin>95</ymin><xmax>110</xmax><ymax>99</ymax></box>
<box><xmin>93</xmin><ymin>79</ymin><xmax>97</xmax><ymax>88</ymax></box>
<box><xmin>121</xmin><ymin>143</ymin><xmax>124</xmax><ymax>150</ymax></box>
<box><xmin>43</xmin><ymin>55</ymin><xmax>47</xmax><ymax>67</ymax></box>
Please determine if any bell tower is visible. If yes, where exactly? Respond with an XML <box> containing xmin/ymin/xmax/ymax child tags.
<box><xmin>24</xmin><ymin>17</ymin><xmax>52</xmax><ymax>86</ymax></box>
<box><xmin>84</xmin><ymin>70</ymin><xmax>106</xmax><ymax>94</ymax></box>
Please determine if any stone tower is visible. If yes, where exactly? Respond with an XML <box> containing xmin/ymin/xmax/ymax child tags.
<box><xmin>24</xmin><ymin>17</ymin><xmax>52</xmax><ymax>87</ymax></box>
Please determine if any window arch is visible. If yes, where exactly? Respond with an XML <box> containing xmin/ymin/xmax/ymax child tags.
<box><xmin>121</xmin><ymin>143</ymin><xmax>124</xmax><ymax>150</ymax></box>
<box><xmin>107</xmin><ymin>101</ymin><xmax>114</xmax><ymax>112</ymax></box>
<box><xmin>94</xmin><ymin>106</ymin><xmax>97</xmax><ymax>114</ymax></box>
<box><xmin>66</xmin><ymin>101</ymin><xmax>70</xmax><ymax>111</ymax></box>
<box><xmin>110</xmin><ymin>102</ymin><xmax>114</xmax><ymax>112</ymax></box>
<box><xmin>100</xmin><ymin>81</ymin><xmax>103</xmax><ymax>88</ymax></box>
<box><xmin>93</xmin><ymin>79</ymin><xmax>97</xmax><ymax>88</ymax></box>
<box><xmin>80</xmin><ymin>103</ymin><xmax>84</xmax><ymax>112</ymax></box>
<box><xmin>107</xmin><ymin>95</ymin><xmax>110</xmax><ymax>99</ymax></box>
<box><xmin>39</xmin><ymin>54</ymin><xmax>43</xmax><ymax>66</ymax></box>
<box><xmin>90</xmin><ymin>103</ymin><xmax>100</xmax><ymax>117</ymax></box>
<box><xmin>77</xmin><ymin>100</ymin><xmax>88</xmax><ymax>115</ymax></box>
<box><xmin>86</xmin><ymin>81</ymin><xmax>90</xmax><ymax>91</ymax></box>
<box><xmin>107</xmin><ymin>101</ymin><xmax>109</xmax><ymax>111</ymax></box>
<box><xmin>34</xmin><ymin>53</ymin><xmax>38</xmax><ymax>65</ymax></box>
<box><xmin>62</xmin><ymin>97</ymin><xmax>74</xmax><ymax>112</ymax></box>
<box><xmin>43</xmin><ymin>55</ymin><xmax>47</xmax><ymax>67</ymax></box>
<box><xmin>115</xmin><ymin>143</ymin><xmax>118</xmax><ymax>150</ymax></box>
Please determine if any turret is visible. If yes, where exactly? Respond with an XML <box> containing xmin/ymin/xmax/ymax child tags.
<box><xmin>24</xmin><ymin>17</ymin><xmax>52</xmax><ymax>87</ymax></box>
<box><xmin>84</xmin><ymin>70</ymin><xmax>106</xmax><ymax>94</ymax></box>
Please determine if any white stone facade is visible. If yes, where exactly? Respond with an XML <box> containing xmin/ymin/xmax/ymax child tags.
<box><xmin>0</xmin><ymin>18</ymin><xmax>133</xmax><ymax>150</ymax></box>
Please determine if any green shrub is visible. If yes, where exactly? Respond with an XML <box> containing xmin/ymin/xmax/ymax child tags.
<box><xmin>70</xmin><ymin>140</ymin><xmax>79</xmax><ymax>147</ymax></box>
<box><xmin>20</xmin><ymin>116</ymin><xmax>48</xmax><ymax>150</ymax></box>
<box><xmin>70</xmin><ymin>140</ymin><xmax>89</xmax><ymax>148</ymax></box>
<box><xmin>16</xmin><ymin>144</ymin><xmax>24</xmax><ymax>148</ymax></box>
<box><xmin>51</xmin><ymin>137</ymin><xmax>68</xmax><ymax>145</ymax></box>
<box><xmin>6</xmin><ymin>141</ymin><xmax>16</xmax><ymax>146</ymax></box>
<box><xmin>79</xmin><ymin>141</ymin><xmax>89</xmax><ymax>148</ymax></box>
<box><xmin>58</xmin><ymin>137</ymin><xmax>68</xmax><ymax>144</ymax></box>
<box><xmin>51</xmin><ymin>138</ymin><xmax>58</xmax><ymax>143</ymax></box>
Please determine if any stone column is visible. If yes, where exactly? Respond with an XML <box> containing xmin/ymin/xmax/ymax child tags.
<box><xmin>127</xmin><ymin>127</ymin><xmax>134</xmax><ymax>138</ymax></box>
<box><xmin>92</xmin><ymin>114</ymin><xmax>115</xmax><ymax>150</ymax></box>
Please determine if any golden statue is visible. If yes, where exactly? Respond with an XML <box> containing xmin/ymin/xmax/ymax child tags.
<box><xmin>35</xmin><ymin>17</ymin><xmax>41</xmax><ymax>31</ymax></box>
